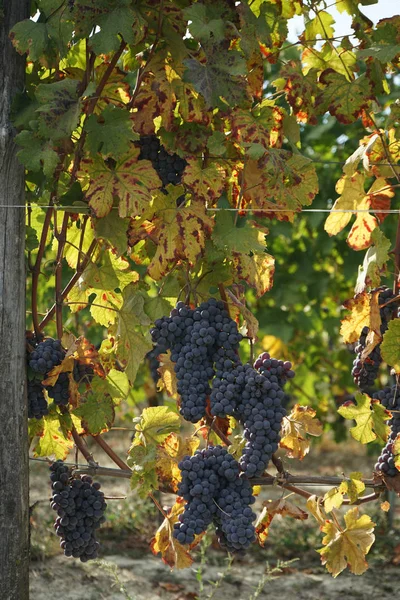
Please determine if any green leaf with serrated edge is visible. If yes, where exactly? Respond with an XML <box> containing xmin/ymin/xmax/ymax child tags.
<box><xmin>140</xmin><ymin>294</ymin><xmax>174</xmax><ymax>323</ymax></box>
<box><xmin>114</xmin><ymin>284</ymin><xmax>153</xmax><ymax>383</ymax></box>
<box><xmin>84</xmin><ymin>249</ymin><xmax>138</xmax><ymax>291</ymax></box>
<box><xmin>85</xmin><ymin>106</ymin><xmax>137</xmax><ymax>159</ymax></box>
<box><xmin>94</xmin><ymin>211</ymin><xmax>130</xmax><ymax>256</ymax></box>
<box><xmin>338</xmin><ymin>393</ymin><xmax>390</xmax><ymax>444</ymax></box>
<box><xmin>15</xmin><ymin>131</ymin><xmax>60</xmax><ymax>177</ymax></box>
<box><xmin>26</xmin><ymin>225</ymin><xmax>39</xmax><ymax>252</ymax></box>
<box><xmin>90</xmin><ymin>290</ymin><xmax>122</xmax><ymax>326</ymax></box>
<box><xmin>212</xmin><ymin>210</ymin><xmax>267</xmax><ymax>255</ymax></box>
<box><xmin>316</xmin><ymin>71</ymin><xmax>372</xmax><ymax>125</ymax></box>
<box><xmin>33</xmin><ymin>414</ymin><xmax>73</xmax><ymax>460</ymax></box>
<box><xmin>183</xmin><ymin>4</ymin><xmax>226</xmax><ymax>41</ymax></box>
<box><xmin>132</xmin><ymin>406</ymin><xmax>180</xmax><ymax>446</ymax></box>
<box><xmin>58</xmin><ymin>411</ymin><xmax>84</xmax><ymax>439</ymax></box>
<box><xmin>35</xmin><ymin>79</ymin><xmax>81</xmax><ymax>141</ymax></box>
<box><xmin>28</xmin><ymin>417</ymin><xmax>44</xmax><ymax>442</ymax></box>
<box><xmin>381</xmin><ymin>320</ymin><xmax>400</xmax><ymax>373</ymax></box>
<box><xmin>9</xmin><ymin>20</ymin><xmax>48</xmax><ymax>62</ymax></box>
<box><xmin>73</xmin><ymin>393</ymin><xmax>115</xmax><ymax>434</ymax></box>
<box><xmin>206</xmin><ymin>131</ymin><xmax>227</xmax><ymax>156</ymax></box>
<box><xmin>324</xmin><ymin>488</ymin><xmax>344</xmax><ymax>513</ymax></box>
<box><xmin>339</xmin><ymin>472</ymin><xmax>366</xmax><ymax>504</ymax></box>
<box><xmin>89</xmin><ymin>6</ymin><xmax>146</xmax><ymax>54</ymax></box>
<box><xmin>127</xmin><ymin>444</ymin><xmax>158</xmax><ymax>498</ymax></box>
<box><xmin>91</xmin><ymin>369</ymin><xmax>130</xmax><ymax>402</ymax></box>
<box><xmin>358</xmin><ymin>45</ymin><xmax>400</xmax><ymax>63</ymax></box>
<box><xmin>80</xmin><ymin>146</ymin><xmax>162</xmax><ymax>218</ymax></box>
<box><xmin>303</xmin><ymin>11</ymin><xmax>335</xmax><ymax>41</ymax></box>
<box><xmin>355</xmin><ymin>229</ymin><xmax>391</xmax><ymax>294</ymax></box>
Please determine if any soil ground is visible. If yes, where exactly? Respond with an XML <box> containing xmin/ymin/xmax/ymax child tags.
<box><xmin>29</xmin><ymin>432</ymin><xmax>400</xmax><ymax>600</ymax></box>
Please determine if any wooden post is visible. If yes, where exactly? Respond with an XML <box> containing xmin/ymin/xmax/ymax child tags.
<box><xmin>0</xmin><ymin>1</ymin><xmax>30</xmax><ymax>598</ymax></box>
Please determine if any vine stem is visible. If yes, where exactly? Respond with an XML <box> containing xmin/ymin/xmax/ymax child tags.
<box><xmin>38</xmin><ymin>239</ymin><xmax>97</xmax><ymax>331</ymax></box>
<box><xmin>54</xmin><ymin>212</ymin><xmax>69</xmax><ymax>339</ymax></box>
<box><xmin>218</xmin><ymin>283</ymin><xmax>230</xmax><ymax>316</ymax></box>
<box><xmin>31</xmin><ymin>207</ymin><xmax>54</xmax><ymax>338</ymax></box>
<box><xmin>70</xmin><ymin>426</ymin><xmax>95</xmax><ymax>463</ymax></box>
<box><xmin>91</xmin><ymin>435</ymin><xmax>131</xmax><ymax>471</ymax></box>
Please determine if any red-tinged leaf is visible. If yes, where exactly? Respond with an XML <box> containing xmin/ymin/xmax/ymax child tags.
<box><xmin>275</xmin><ymin>61</ymin><xmax>319</xmax><ymax>124</ymax></box>
<box><xmin>247</xmin><ymin>50</ymin><xmax>263</xmax><ymax>100</ymax></box>
<box><xmin>80</xmin><ymin>146</ymin><xmax>162</xmax><ymax>218</ymax></box>
<box><xmin>340</xmin><ymin>289</ymin><xmax>381</xmax><ymax>344</ymax></box>
<box><xmin>256</xmin><ymin>498</ymin><xmax>308</xmax><ymax>546</ymax></box>
<box><xmin>316</xmin><ymin>70</ymin><xmax>373</xmax><ymax>125</ymax></box>
<box><xmin>232</xmin><ymin>251</ymin><xmax>275</xmax><ymax>298</ymax></box>
<box><xmin>182</xmin><ymin>158</ymin><xmax>226</xmax><ymax>204</ymax></box>
<box><xmin>280</xmin><ymin>404</ymin><xmax>323</xmax><ymax>459</ymax></box>
<box><xmin>230</xmin><ymin>104</ymin><xmax>284</xmax><ymax>149</ymax></box>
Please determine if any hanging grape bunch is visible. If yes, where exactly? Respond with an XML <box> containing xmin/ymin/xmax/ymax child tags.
<box><xmin>50</xmin><ymin>460</ymin><xmax>107</xmax><ymax>562</ymax></box>
<box><xmin>374</xmin><ymin>385</ymin><xmax>400</xmax><ymax>477</ymax></box>
<box><xmin>28</xmin><ymin>338</ymin><xmax>70</xmax><ymax>411</ymax></box>
<box><xmin>150</xmin><ymin>299</ymin><xmax>295</xmax><ymax>478</ymax></box>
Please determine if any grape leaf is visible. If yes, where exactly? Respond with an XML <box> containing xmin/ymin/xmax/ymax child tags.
<box><xmin>73</xmin><ymin>392</ymin><xmax>115</xmax><ymax>434</ymax></box>
<box><xmin>316</xmin><ymin>71</ymin><xmax>372</xmax><ymax>125</ymax></box>
<box><xmin>230</xmin><ymin>103</ymin><xmax>284</xmax><ymax>149</ymax></box>
<box><xmin>381</xmin><ymin>319</ymin><xmax>400</xmax><ymax>373</ymax></box>
<box><xmin>358</xmin><ymin>45</ymin><xmax>400</xmax><ymax>63</ymax></box>
<box><xmin>256</xmin><ymin>498</ymin><xmax>308</xmax><ymax>546</ymax></box>
<box><xmin>35</xmin><ymin>79</ymin><xmax>81</xmax><ymax>141</ymax></box>
<box><xmin>33</xmin><ymin>414</ymin><xmax>73</xmax><ymax>460</ymax></box>
<box><xmin>151</xmin><ymin>499</ymin><xmax>197</xmax><ymax>569</ymax></box>
<box><xmin>324</xmin><ymin>473</ymin><xmax>366</xmax><ymax>512</ymax></box>
<box><xmin>85</xmin><ymin>106</ymin><xmax>137</xmax><ymax>159</ymax></box>
<box><xmin>212</xmin><ymin>211</ymin><xmax>267</xmax><ymax>255</ymax></box>
<box><xmin>338</xmin><ymin>393</ymin><xmax>390</xmax><ymax>444</ymax></box>
<box><xmin>318</xmin><ymin>508</ymin><xmax>375</xmax><ymax>577</ymax></box>
<box><xmin>280</xmin><ymin>404</ymin><xmax>323</xmax><ymax>459</ymax></box>
<box><xmin>182</xmin><ymin>158</ymin><xmax>226</xmax><ymax>203</ymax></box>
<box><xmin>94</xmin><ymin>211</ymin><xmax>130</xmax><ymax>257</ymax></box>
<box><xmin>127</xmin><ymin>443</ymin><xmax>158</xmax><ymax>498</ymax></box>
<box><xmin>274</xmin><ymin>61</ymin><xmax>319</xmax><ymax>125</ymax></box>
<box><xmin>156</xmin><ymin>433</ymin><xmax>200</xmax><ymax>492</ymax></box>
<box><xmin>340</xmin><ymin>289</ymin><xmax>381</xmax><ymax>344</ymax></box>
<box><xmin>323</xmin><ymin>488</ymin><xmax>344</xmax><ymax>513</ymax></box>
<box><xmin>324</xmin><ymin>174</ymin><xmax>394</xmax><ymax>250</ymax></box>
<box><xmin>129</xmin><ymin>186</ymin><xmax>214</xmax><ymax>281</ymax></box>
<box><xmin>89</xmin><ymin>5</ymin><xmax>146</xmax><ymax>54</ymax></box>
<box><xmin>302</xmin><ymin>11</ymin><xmax>335</xmax><ymax>41</ymax></box>
<box><xmin>9</xmin><ymin>20</ymin><xmax>49</xmax><ymax>62</ymax></box>
<box><xmin>80</xmin><ymin>146</ymin><xmax>162</xmax><ymax>218</ymax></box>
<box><xmin>157</xmin><ymin>352</ymin><xmax>178</xmax><ymax>397</ymax></box>
<box><xmin>355</xmin><ymin>228</ymin><xmax>391</xmax><ymax>294</ymax></box>
<box><xmin>15</xmin><ymin>131</ymin><xmax>60</xmax><ymax>177</ymax></box>
<box><xmin>132</xmin><ymin>406</ymin><xmax>181</xmax><ymax>447</ymax></box>
<box><xmin>233</xmin><ymin>252</ymin><xmax>275</xmax><ymax>298</ymax></box>
<box><xmin>183</xmin><ymin>4</ymin><xmax>226</xmax><ymax>41</ymax></box>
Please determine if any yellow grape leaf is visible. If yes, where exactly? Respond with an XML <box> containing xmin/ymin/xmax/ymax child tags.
<box><xmin>381</xmin><ymin>501</ymin><xmax>391</xmax><ymax>512</ymax></box>
<box><xmin>340</xmin><ymin>289</ymin><xmax>381</xmax><ymax>344</ymax></box>
<box><xmin>132</xmin><ymin>406</ymin><xmax>181</xmax><ymax>447</ymax></box>
<box><xmin>182</xmin><ymin>158</ymin><xmax>226</xmax><ymax>204</ymax></box>
<box><xmin>156</xmin><ymin>432</ymin><xmax>200</xmax><ymax>492</ymax></box>
<box><xmin>280</xmin><ymin>404</ymin><xmax>323</xmax><ymax>459</ymax></box>
<box><xmin>230</xmin><ymin>104</ymin><xmax>284</xmax><ymax>149</ymax></box>
<box><xmin>80</xmin><ymin>146</ymin><xmax>162</xmax><ymax>218</ymax></box>
<box><xmin>261</xmin><ymin>335</ymin><xmax>289</xmax><ymax>358</ymax></box>
<box><xmin>306</xmin><ymin>495</ymin><xmax>327</xmax><ymax>526</ymax></box>
<box><xmin>129</xmin><ymin>186</ymin><xmax>214</xmax><ymax>280</ymax></box>
<box><xmin>393</xmin><ymin>434</ymin><xmax>400</xmax><ymax>473</ymax></box>
<box><xmin>151</xmin><ymin>499</ymin><xmax>198</xmax><ymax>569</ymax></box>
<box><xmin>318</xmin><ymin>507</ymin><xmax>375</xmax><ymax>577</ymax></box>
<box><xmin>157</xmin><ymin>351</ymin><xmax>178</xmax><ymax>396</ymax></box>
<box><xmin>42</xmin><ymin>356</ymin><xmax>75</xmax><ymax>387</ymax></box>
<box><xmin>324</xmin><ymin>473</ymin><xmax>365</xmax><ymax>512</ymax></box>
<box><xmin>381</xmin><ymin>320</ymin><xmax>400</xmax><ymax>373</ymax></box>
<box><xmin>232</xmin><ymin>251</ymin><xmax>275</xmax><ymax>298</ymax></box>
<box><xmin>324</xmin><ymin>174</ymin><xmax>394</xmax><ymax>250</ymax></box>
<box><xmin>256</xmin><ymin>498</ymin><xmax>308</xmax><ymax>547</ymax></box>
<box><xmin>33</xmin><ymin>414</ymin><xmax>73</xmax><ymax>460</ymax></box>
<box><xmin>337</xmin><ymin>393</ymin><xmax>390</xmax><ymax>444</ymax></box>
<box><xmin>339</xmin><ymin>472</ymin><xmax>366</xmax><ymax>504</ymax></box>
<box><xmin>323</xmin><ymin>488</ymin><xmax>344</xmax><ymax>513</ymax></box>
<box><xmin>355</xmin><ymin>228</ymin><xmax>391</xmax><ymax>295</ymax></box>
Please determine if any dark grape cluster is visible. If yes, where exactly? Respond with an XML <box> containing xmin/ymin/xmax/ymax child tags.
<box><xmin>50</xmin><ymin>460</ymin><xmax>107</xmax><ymax>562</ymax></box>
<box><xmin>374</xmin><ymin>385</ymin><xmax>400</xmax><ymax>477</ymax></box>
<box><xmin>73</xmin><ymin>361</ymin><xmax>94</xmax><ymax>385</ymax></box>
<box><xmin>150</xmin><ymin>299</ymin><xmax>243</xmax><ymax>422</ymax></box>
<box><xmin>138</xmin><ymin>135</ymin><xmax>187</xmax><ymax>188</ymax></box>
<box><xmin>146</xmin><ymin>345</ymin><xmax>163</xmax><ymax>385</ymax></box>
<box><xmin>47</xmin><ymin>372</ymin><xmax>70</xmax><ymax>406</ymax></box>
<box><xmin>352</xmin><ymin>287</ymin><xmax>399</xmax><ymax>392</ymax></box>
<box><xmin>28</xmin><ymin>380</ymin><xmax>48</xmax><ymax>419</ymax></box>
<box><xmin>173</xmin><ymin>446</ymin><xmax>256</xmax><ymax>552</ymax></box>
<box><xmin>29</xmin><ymin>339</ymin><xmax>65</xmax><ymax>374</ymax></box>
<box><xmin>254</xmin><ymin>352</ymin><xmax>295</xmax><ymax>387</ymax></box>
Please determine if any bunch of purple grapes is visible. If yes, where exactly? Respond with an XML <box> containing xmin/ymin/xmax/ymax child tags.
<box><xmin>50</xmin><ymin>460</ymin><xmax>107</xmax><ymax>562</ymax></box>
<box><xmin>173</xmin><ymin>446</ymin><xmax>256</xmax><ymax>552</ymax></box>
<box><xmin>374</xmin><ymin>385</ymin><xmax>400</xmax><ymax>477</ymax></box>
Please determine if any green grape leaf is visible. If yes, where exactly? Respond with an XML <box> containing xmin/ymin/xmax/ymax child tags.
<box><xmin>94</xmin><ymin>210</ymin><xmax>130</xmax><ymax>256</ymax></box>
<box><xmin>316</xmin><ymin>71</ymin><xmax>372</xmax><ymax>125</ymax></box>
<box><xmin>89</xmin><ymin>6</ymin><xmax>146</xmax><ymax>54</ymax></box>
<box><xmin>80</xmin><ymin>146</ymin><xmax>162</xmax><ymax>218</ymax></box>
<box><xmin>212</xmin><ymin>211</ymin><xmax>267</xmax><ymax>255</ymax></box>
<box><xmin>15</xmin><ymin>131</ymin><xmax>60</xmax><ymax>177</ymax></box>
<box><xmin>381</xmin><ymin>319</ymin><xmax>400</xmax><ymax>373</ymax></box>
<box><xmin>127</xmin><ymin>444</ymin><xmax>158</xmax><ymax>498</ymax></box>
<box><xmin>73</xmin><ymin>392</ymin><xmax>115</xmax><ymax>434</ymax></box>
<box><xmin>358</xmin><ymin>45</ymin><xmax>400</xmax><ymax>63</ymax></box>
<box><xmin>303</xmin><ymin>11</ymin><xmax>335</xmax><ymax>41</ymax></box>
<box><xmin>338</xmin><ymin>393</ymin><xmax>390</xmax><ymax>444</ymax></box>
<box><xmin>9</xmin><ymin>20</ymin><xmax>48</xmax><ymax>62</ymax></box>
<box><xmin>132</xmin><ymin>406</ymin><xmax>180</xmax><ymax>446</ymax></box>
<box><xmin>35</xmin><ymin>79</ymin><xmax>81</xmax><ymax>141</ymax></box>
<box><xmin>85</xmin><ymin>105</ymin><xmax>137</xmax><ymax>158</ymax></box>
<box><xmin>183</xmin><ymin>4</ymin><xmax>226</xmax><ymax>41</ymax></box>
<box><xmin>91</xmin><ymin>368</ymin><xmax>130</xmax><ymax>402</ymax></box>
